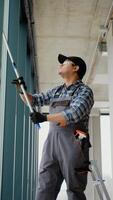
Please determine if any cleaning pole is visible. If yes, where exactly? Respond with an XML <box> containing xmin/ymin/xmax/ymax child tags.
<box><xmin>2</xmin><ymin>32</ymin><xmax>40</xmax><ymax>128</ymax></box>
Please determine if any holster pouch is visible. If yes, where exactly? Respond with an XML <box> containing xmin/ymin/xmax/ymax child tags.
<box><xmin>74</xmin><ymin>129</ymin><xmax>92</xmax><ymax>173</ymax></box>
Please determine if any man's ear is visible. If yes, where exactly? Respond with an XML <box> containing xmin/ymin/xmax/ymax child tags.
<box><xmin>73</xmin><ymin>65</ymin><xmax>79</xmax><ymax>72</ymax></box>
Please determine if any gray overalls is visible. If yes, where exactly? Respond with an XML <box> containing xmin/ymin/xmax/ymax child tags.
<box><xmin>35</xmin><ymin>87</ymin><xmax>91</xmax><ymax>200</ymax></box>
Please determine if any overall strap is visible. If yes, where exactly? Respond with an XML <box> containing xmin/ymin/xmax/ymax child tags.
<box><xmin>54</xmin><ymin>85</ymin><xmax>64</xmax><ymax>96</ymax></box>
<box><xmin>54</xmin><ymin>82</ymin><xmax>81</xmax><ymax>97</ymax></box>
<box><xmin>69</xmin><ymin>84</ymin><xmax>81</xmax><ymax>97</ymax></box>
<box><xmin>50</xmin><ymin>84</ymin><xmax>81</xmax><ymax>108</ymax></box>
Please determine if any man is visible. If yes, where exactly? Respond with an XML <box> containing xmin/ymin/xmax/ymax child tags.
<box><xmin>12</xmin><ymin>54</ymin><xmax>94</xmax><ymax>200</ymax></box>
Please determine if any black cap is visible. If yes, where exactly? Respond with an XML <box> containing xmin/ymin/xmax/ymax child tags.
<box><xmin>58</xmin><ymin>54</ymin><xmax>87</xmax><ymax>79</ymax></box>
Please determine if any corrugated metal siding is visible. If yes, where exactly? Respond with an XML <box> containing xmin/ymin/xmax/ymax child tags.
<box><xmin>0</xmin><ymin>0</ymin><xmax>39</xmax><ymax>200</ymax></box>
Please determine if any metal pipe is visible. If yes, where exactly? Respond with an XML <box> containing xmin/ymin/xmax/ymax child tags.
<box><xmin>85</xmin><ymin>2</ymin><xmax>113</xmax><ymax>84</ymax></box>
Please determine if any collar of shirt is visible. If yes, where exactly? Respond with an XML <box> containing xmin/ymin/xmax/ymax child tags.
<box><xmin>63</xmin><ymin>79</ymin><xmax>83</xmax><ymax>90</ymax></box>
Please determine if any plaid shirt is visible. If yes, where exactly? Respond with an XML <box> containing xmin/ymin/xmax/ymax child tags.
<box><xmin>32</xmin><ymin>80</ymin><xmax>94</xmax><ymax>130</ymax></box>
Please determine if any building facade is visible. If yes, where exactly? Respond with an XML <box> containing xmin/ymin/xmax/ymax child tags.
<box><xmin>0</xmin><ymin>0</ymin><xmax>39</xmax><ymax>200</ymax></box>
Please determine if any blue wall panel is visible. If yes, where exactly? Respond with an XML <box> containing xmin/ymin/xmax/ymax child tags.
<box><xmin>13</xmin><ymin>23</ymin><xmax>27</xmax><ymax>200</ymax></box>
<box><xmin>1</xmin><ymin>0</ymin><xmax>20</xmax><ymax>199</ymax></box>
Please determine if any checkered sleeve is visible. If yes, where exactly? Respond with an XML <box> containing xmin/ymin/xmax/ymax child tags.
<box><xmin>31</xmin><ymin>86</ymin><xmax>60</xmax><ymax>107</ymax></box>
<box><xmin>31</xmin><ymin>89</ymin><xmax>54</xmax><ymax>107</ymax></box>
<box><xmin>61</xmin><ymin>86</ymin><xmax>94</xmax><ymax>124</ymax></box>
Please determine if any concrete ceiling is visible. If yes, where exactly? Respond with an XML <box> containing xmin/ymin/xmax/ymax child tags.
<box><xmin>33</xmin><ymin>0</ymin><xmax>113</xmax><ymax>111</ymax></box>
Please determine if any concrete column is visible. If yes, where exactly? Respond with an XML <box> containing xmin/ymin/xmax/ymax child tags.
<box><xmin>86</xmin><ymin>109</ymin><xmax>102</xmax><ymax>200</ymax></box>
<box><xmin>107</xmin><ymin>23</ymin><xmax>113</xmax><ymax>198</ymax></box>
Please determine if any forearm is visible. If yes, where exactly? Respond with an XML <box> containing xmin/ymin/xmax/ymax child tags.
<box><xmin>47</xmin><ymin>113</ymin><xmax>67</xmax><ymax>127</ymax></box>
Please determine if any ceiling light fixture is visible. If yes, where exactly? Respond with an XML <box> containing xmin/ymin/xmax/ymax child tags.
<box><xmin>98</xmin><ymin>41</ymin><xmax>108</xmax><ymax>56</ymax></box>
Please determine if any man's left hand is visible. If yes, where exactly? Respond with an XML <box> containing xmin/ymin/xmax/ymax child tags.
<box><xmin>30</xmin><ymin>111</ymin><xmax>47</xmax><ymax>124</ymax></box>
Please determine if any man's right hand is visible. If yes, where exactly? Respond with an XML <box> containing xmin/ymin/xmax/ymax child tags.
<box><xmin>12</xmin><ymin>76</ymin><xmax>27</xmax><ymax>94</ymax></box>
<box><xmin>11</xmin><ymin>76</ymin><xmax>33</xmax><ymax>106</ymax></box>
